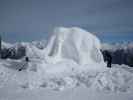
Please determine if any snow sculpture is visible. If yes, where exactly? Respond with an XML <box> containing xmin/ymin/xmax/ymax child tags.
<box><xmin>44</xmin><ymin>27</ymin><xmax>105</xmax><ymax>66</ymax></box>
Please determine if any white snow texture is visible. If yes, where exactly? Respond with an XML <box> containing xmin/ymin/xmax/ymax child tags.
<box><xmin>44</xmin><ymin>27</ymin><xmax>105</xmax><ymax>66</ymax></box>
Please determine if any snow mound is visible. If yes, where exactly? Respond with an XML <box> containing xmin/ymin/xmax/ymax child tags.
<box><xmin>93</xmin><ymin>65</ymin><xmax>133</xmax><ymax>92</ymax></box>
<box><xmin>44</xmin><ymin>27</ymin><xmax>105</xmax><ymax>68</ymax></box>
<box><xmin>40</xmin><ymin>65</ymin><xmax>133</xmax><ymax>92</ymax></box>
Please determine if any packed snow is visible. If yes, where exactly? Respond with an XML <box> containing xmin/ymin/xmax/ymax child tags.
<box><xmin>44</xmin><ymin>27</ymin><xmax>105</xmax><ymax>66</ymax></box>
<box><xmin>0</xmin><ymin>27</ymin><xmax>133</xmax><ymax>100</ymax></box>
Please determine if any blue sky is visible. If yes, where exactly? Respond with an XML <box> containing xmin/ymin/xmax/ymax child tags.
<box><xmin>0</xmin><ymin>0</ymin><xmax>133</xmax><ymax>43</ymax></box>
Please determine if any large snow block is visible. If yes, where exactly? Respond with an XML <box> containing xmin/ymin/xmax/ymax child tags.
<box><xmin>44</xmin><ymin>27</ymin><xmax>105</xmax><ymax>66</ymax></box>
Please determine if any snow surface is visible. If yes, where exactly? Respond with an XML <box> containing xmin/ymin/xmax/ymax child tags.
<box><xmin>44</xmin><ymin>27</ymin><xmax>105</xmax><ymax>66</ymax></box>
<box><xmin>0</xmin><ymin>27</ymin><xmax>133</xmax><ymax>100</ymax></box>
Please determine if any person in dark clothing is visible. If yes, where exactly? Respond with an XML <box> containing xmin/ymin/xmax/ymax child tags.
<box><xmin>18</xmin><ymin>56</ymin><xmax>30</xmax><ymax>71</ymax></box>
<box><xmin>25</xmin><ymin>56</ymin><xmax>29</xmax><ymax>62</ymax></box>
<box><xmin>104</xmin><ymin>51</ymin><xmax>112</xmax><ymax>68</ymax></box>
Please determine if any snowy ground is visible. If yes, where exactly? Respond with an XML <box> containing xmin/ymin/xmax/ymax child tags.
<box><xmin>0</xmin><ymin>59</ymin><xmax>133</xmax><ymax>100</ymax></box>
<box><xmin>1</xmin><ymin>83</ymin><xmax>133</xmax><ymax>100</ymax></box>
